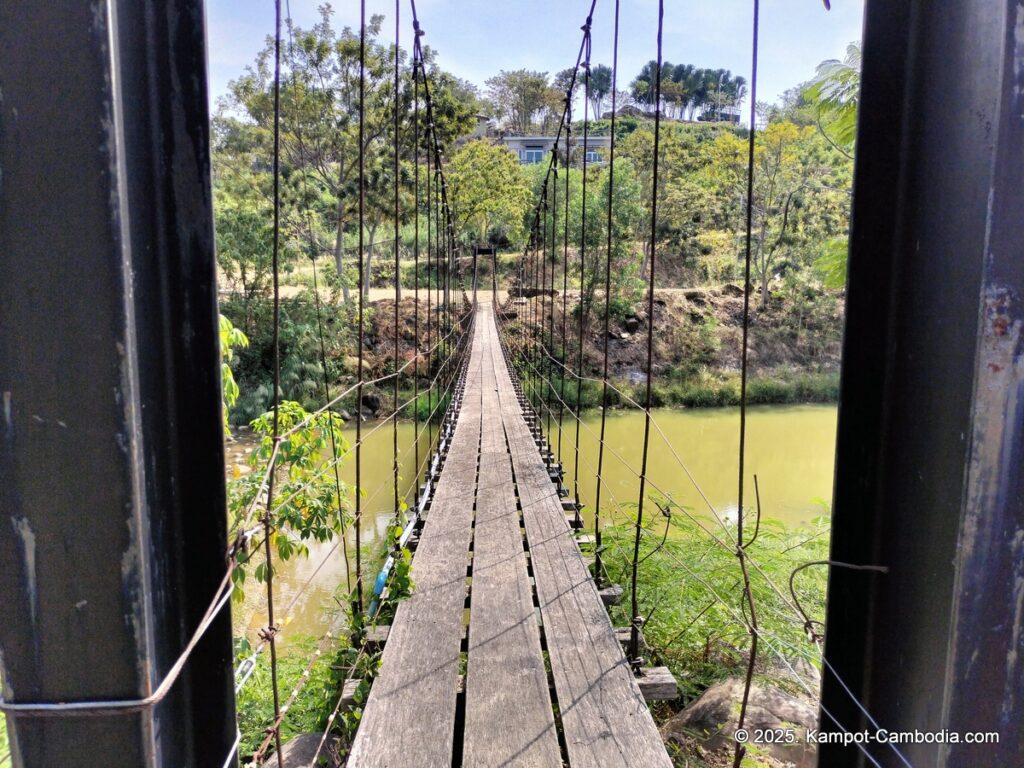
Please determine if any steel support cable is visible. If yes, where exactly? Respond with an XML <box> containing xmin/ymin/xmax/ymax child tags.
<box><xmin>392</xmin><ymin>0</ymin><xmax>402</xmax><ymax>546</ymax></box>
<box><xmin>353</xmin><ymin>0</ymin><xmax>368</xmax><ymax>619</ymax></box>
<box><xmin>499</xmin><ymin>318</ymin><xmax>737</xmax><ymax>555</ymax></box>
<box><xmin>412</xmin><ymin>33</ymin><xmax>421</xmax><ymax>509</ymax></box>
<box><xmin>492</xmin><ymin>312</ymin><xmax>638</xmax><ymax>579</ymax></box>
<box><xmin>282</xmin><ymin>0</ymin><xmax>354</xmax><ymax>600</ymax></box>
<box><xmin>235</xmin><ymin>388</ymin><xmax>453</xmax><ymax>696</ymax></box>
<box><xmin>546</xmin><ymin>166</ymin><xmax>559</xmax><ymax>443</ymax></box>
<box><xmin>261</xmin><ymin>307</ymin><xmax>474</xmax><ymax>515</ymax></box>
<box><xmin>627</xmin><ymin>525</ymin><xmax>889</xmax><ymax>768</ymax></box>
<box><xmin>301</xmin><ymin>333</ymin><xmax>471</xmax><ymax>765</ymax></box>
<box><xmin>494</xmin><ymin>314</ymin><xmax>904</xmax><ymax>768</ymax></box>
<box><xmin>262</xmin><ymin>0</ymin><xmax>286</xmax><ymax>760</ymax></box>
<box><xmin>628</xmin><ymin>0</ymin><xmax>663</xmax><ymax>670</ymax></box>
<box><xmin>559</xmin><ymin>103</ymin><xmax>572</xmax><ymax>468</ymax></box>
<box><xmin>246</xmin><ymin>346</ymin><xmax>477</xmax><ymax>752</ymax></box>
<box><xmin>506</xmin><ymin>0</ymin><xmax>595</xmax><ymax>426</ymax></box>
<box><xmin>425</xmin><ymin>93</ymin><xmax>434</xmax><ymax>470</ymax></box>
<box><xmin>242</xmin><ymin>307</ymin><xmax>473</xmax><ymax>539</ymax></box>
<box><xmin>524</xmin><ymin>335</ymin><xmax>821</xmax><ymax>628</ymax></box>
<box><xmin>250</xmin><ymin>616</ymin><xmax>342</xmax><ymax>765</ymax></box>
<box><xmin>523</xmin><ymin>334</ymin><xmax>814</xmax><ymax>633</ymax></box>
<box><xmin>532</xmin><ymin>213</ymin><xmax>543</xmax><ymax>420</ymax></box>
<box><xmin>732</xmin><ymin>3</ymin><xmax>761</xmax><ymax>762</ymax></box>
<box><xmin>537</xmin><ymin>214</ymin><xmax>547</xmax><ymax>423</ymax></box>
<box><xmin>594</xmin><ymin>0</ymin><xmax>621</xmax><ymax>586</ymax></box>
<box><xmin>234</xmin><ymin>542</ymin><xmax>344</xmax><ymax>693</ymax></box>
<box><xmin>0</xmin><ymin>569</ymin><xmax>235</xmax><ymax>718</ymax></box>
<box><xmin>572</xmin><ymin>17</ymin><xmax>594</xmax><ymax>528</ymax></box>
<box><xmin>533</xmin><ymin>340</ymin><xmax>735</xmax><ymax>537</ymax></box>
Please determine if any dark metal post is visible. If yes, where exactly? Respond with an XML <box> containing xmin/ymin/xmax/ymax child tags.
<box><xmin>0</xmin><ymin>2</ymin><xmax>236</xmax><ymax>766</ymax></box>
<box><xmin>821</xmin><ymin>0</ymin><xmax>1023</xmax><ymax>765</ymax></box>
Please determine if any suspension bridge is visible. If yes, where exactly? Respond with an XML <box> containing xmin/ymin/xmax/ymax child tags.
<box><xmin>1</xmin><ymin>0</ymin><xmax>1023</xmax><ymax>767</ymax></box>
<box><xmin>348</xmin><ymin>300</ymin><xmax>672</xmax><ymax>767</ymax></box>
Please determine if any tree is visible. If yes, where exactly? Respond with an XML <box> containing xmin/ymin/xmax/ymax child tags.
<box><xmin>213</xmin><ymin>130</ymin><xmax>281</xmax><ymax>331</ymax></box>
<box><xmin>553</xmin><ymin>67</ymin><xmax>581</xmax><ymax>107</ymax></box>
<box><xmin>448</xmin><ymin>140</ymin><xmax>532</xmax><ymax>247</ymax></box>
<box><xmin>485</xmin><ymin>70</ymin><xmax>550</xmax><ymax>134</ymax></box>
<box><xmin>227</xmin><ymin>10</ymin><xmax>391</xmax><ymax>302</ymax></box>
<box><xmin>589</xmin><ymin>64</ymin><xmax>613</xmax><ymax>117</ymax></box>
<box><xmin>803</xmin><ymin>42</ymin><xmax>861</xmax><ymax>150</ymax></box>
<box><xmin>710</xmin><ymin>122</ymin><xmax>838</xmax><ymax>308</ymax></box>
<box><xmin>223</xmin><ymin>6</ymin><xmax>475</xmax><ymax>303</ymax></box>
<box><xmin>631</xmin><ymin>60</ymin><xmax>668</xmax><ymax>113</ymax></box>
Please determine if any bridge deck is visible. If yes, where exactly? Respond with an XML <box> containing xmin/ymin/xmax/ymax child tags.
<box><xmin>348</xmin><ymin>302</ymin><xmax>670</xmax><ymax>768</ymax></box>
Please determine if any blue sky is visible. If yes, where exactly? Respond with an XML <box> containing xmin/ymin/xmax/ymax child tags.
<box><xmin>206</xmin><ymin>0</ymin><xmax>864</xmax><ymax>112</ymax></box>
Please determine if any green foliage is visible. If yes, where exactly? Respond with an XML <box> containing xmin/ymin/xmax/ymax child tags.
<box><xmin>404</xmin><ymin>388</ymin><xmax>452</xmax><ymax>423</ymax></box>
<box><xmin>813</xmin><ymin>237</ymin><xmax>849</xmax><ymax>289</ymax></box>
<box><xmin>485</xmin><ymin>70</ymin><xmax>552</xmax><ymax>134</ymax></box>
<box><xmin>235</xmin><ymin>635</ymin><xmax>348</xmax><ymax>761</ymax></box>
<box><xmin>384</xmin><ymin>522</ymin><xmax>414</xmax><ymax>601</ymax></box>
<box><xmin>449</xmin><ymin>139</ymin><xmax>532</xmax><ymax>246</ymax></box>
<box><xmin>708</xmin><ymin>121</ymin><xmax>851</xmax><ymax>307</ymax></box>
<box><xmin>601</xmin><ymin>511</ymin><xmax>830</xmax><ymax>699</ymax></box>
<box><xmin>228</xmin><ymin>401</ymin><xmax>352</xmax><ymax>600</ymax></box>
<box><xmin>665</xmin><ymin>372</ymin><xmax>839</xmax><ymax>408</ymax></box>
<box><xmin>220</xmin><ymin>314</ymin><xmax>250</xmax><ymax>435</ymax></box>
<box><xmin>221</xmin><ymin>294</ymin><xmax>357</xmax><ymax>424</ymax></box>
<box><xmin>803</xmin><ymin>42</ymin><xmax>861</xmax><ymax>149</ymax></box>
<box><xmin>631</xmin><ymin>62</ymin><xmax>746</xmax><ymax>121</ymax></box>
<box><xmin>218</xmin><ymin>5</ymin><xmax>477</xmax><ymax>307</ymax></box>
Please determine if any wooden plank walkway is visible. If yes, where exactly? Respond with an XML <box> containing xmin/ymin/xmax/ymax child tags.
<box><xmin>348</xmin><ymin>302</ymin><xmax>670</xmax><ymax>767</ymax></box>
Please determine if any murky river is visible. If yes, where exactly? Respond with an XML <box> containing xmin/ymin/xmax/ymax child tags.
<box><xmin>231</xmin><ymin>404</ymin><xmax>837</xmax><ymax>645</ymax></box>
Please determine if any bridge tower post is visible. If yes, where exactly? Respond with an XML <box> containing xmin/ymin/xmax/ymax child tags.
<box><xmin>822</xmin><ymin>0</ymin><xmax>1024</xmax><ymax>764</ymax></box>
<box><xmin>0</xmin><ymin>2</ymin><xmax>237</xmax><ymax>766</ymax></box>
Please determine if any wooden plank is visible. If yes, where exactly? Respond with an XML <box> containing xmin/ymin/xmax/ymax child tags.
<box><xmin>487</xmin><ymin>301</ymin><xmax>672</xmax><ymax>768</ymax></box>
<box><xmin>463</xmin><ymin>315</ymin><xmax>561</xmax><ymax>766</ymax></box>
<box><xmin>636</xmin><ymin>667</ymin><xmax>679</xmax><ymax>702</ymax></box>
<box><xmin>347</xmin><ymin>310</ymin><xmax>485</xmax><ymax>768</ymax></box>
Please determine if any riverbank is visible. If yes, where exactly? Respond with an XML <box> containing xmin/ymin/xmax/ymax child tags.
<box><xmin>541</xmin><ymin>368</ymin><xmax>840</xmax><ymax>411</ymax></box>
<box><xmin>221</xmin><ymin>281</ymin><xmax>844</xmax><ymax>427</ymax></box>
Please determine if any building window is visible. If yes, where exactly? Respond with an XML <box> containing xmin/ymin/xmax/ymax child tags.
<box><xmin>521</xmin><ymin>148</ymin><xmax>545</xmax><ymax>164</ymax></box>
<box><xmin>584</xmin><ymin>150</ymin><xmax>602</xmax><ymax>164</ymax></box>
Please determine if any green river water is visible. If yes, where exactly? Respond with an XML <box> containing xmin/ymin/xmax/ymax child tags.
<box><xmin>231</xmin><ymin>404</ymin><xmax>837</xmax><ymax>644</ymax></box>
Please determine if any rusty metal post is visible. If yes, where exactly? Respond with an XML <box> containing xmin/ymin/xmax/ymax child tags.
<box><xmin>0</xmin><ymin>2</ymin><xmax>236</xmax><ymax>766</ymax></box>
<box><xmin>821</xmin><ymin>0</ymin><xmax>1024</xmax><ymax>764</ymax></box>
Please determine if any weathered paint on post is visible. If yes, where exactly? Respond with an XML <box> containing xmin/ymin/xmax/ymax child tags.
<box><xmin>0</xmin><ymin>2</ymin><xmax>236</xmax><ymax>765</ymax></box>
<box><xmin>822</xmin><ymin>0</ymin><xmax>1024</xmax><ymax>764</ymax></box>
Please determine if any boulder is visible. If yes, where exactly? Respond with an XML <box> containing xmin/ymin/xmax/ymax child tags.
<box><xmin>360</xmin><ymin>393</ymin><xmax>382</xmax><ymax>416</ymax></box>
<box><xmin>721</xmin><ymin>282</ymin><xmax>746</xmax><ymax>298</ymax></box>
<box><xmin>683</xmin><ymin>287</ymin><xmax>710</xmax><ymax>305</ymax></box>
<box><xmin>661</xmin><ymin>677</ymin><xmax>817</xmax><ymax>768</ymax></box>
<box><xmin>278</xmin><ymin>733</ymin><xmax>342</xmax><ymax>767</ymax></box>
<box><xmin>624</xmin><ymin>315</ymin><xmax>642</xmax><ymax>334</ymax></box>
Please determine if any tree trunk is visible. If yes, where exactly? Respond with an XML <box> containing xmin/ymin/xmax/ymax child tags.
<box><xmin>334</xmin><ymin>202</ymin><xmax>351</xmax><ymax>304</ymax></box>
<box><xmin>363</xmin><ymin>222</ymin><xmax>378</xmax><ymax>299</ymax></box>
<box><xmin>333</xmin><ymin>163</ymin><xmax>351</xmax><ymax>304</ymax></box>
<box><xmin>639</xmin><ymin>240</ymin><xmax>651</xmax><ymax>282</ymax></box>
<box><xmin>394</xmin><ymin>238</ymin><xmax>402</xmax><ymax>302</ymax></box>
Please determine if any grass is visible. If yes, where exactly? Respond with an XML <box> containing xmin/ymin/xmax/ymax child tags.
<box><xmin>235</xmin><ymin>634</ymin><xmax>348</xmax><ymax>761</ymax></box>
<box><xmin>523</xmin><ymin>369</ymin><xmax>839</xmax><ymax>414</ymax></box>
<box><xmin>662</xmin><ymin>371</ymin><xmax>839</xmax><ymax>409</ymax></box>
<box><xmin>600</xmin><ymin>510</ymin><xmax>831</xmax><ymax>703</ymax></box>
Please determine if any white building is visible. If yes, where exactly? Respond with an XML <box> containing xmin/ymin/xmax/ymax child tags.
<box><xmin>498</xmin><ymin>134</ymin><xmax>613</xmax><ymax>166</ymax></box>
